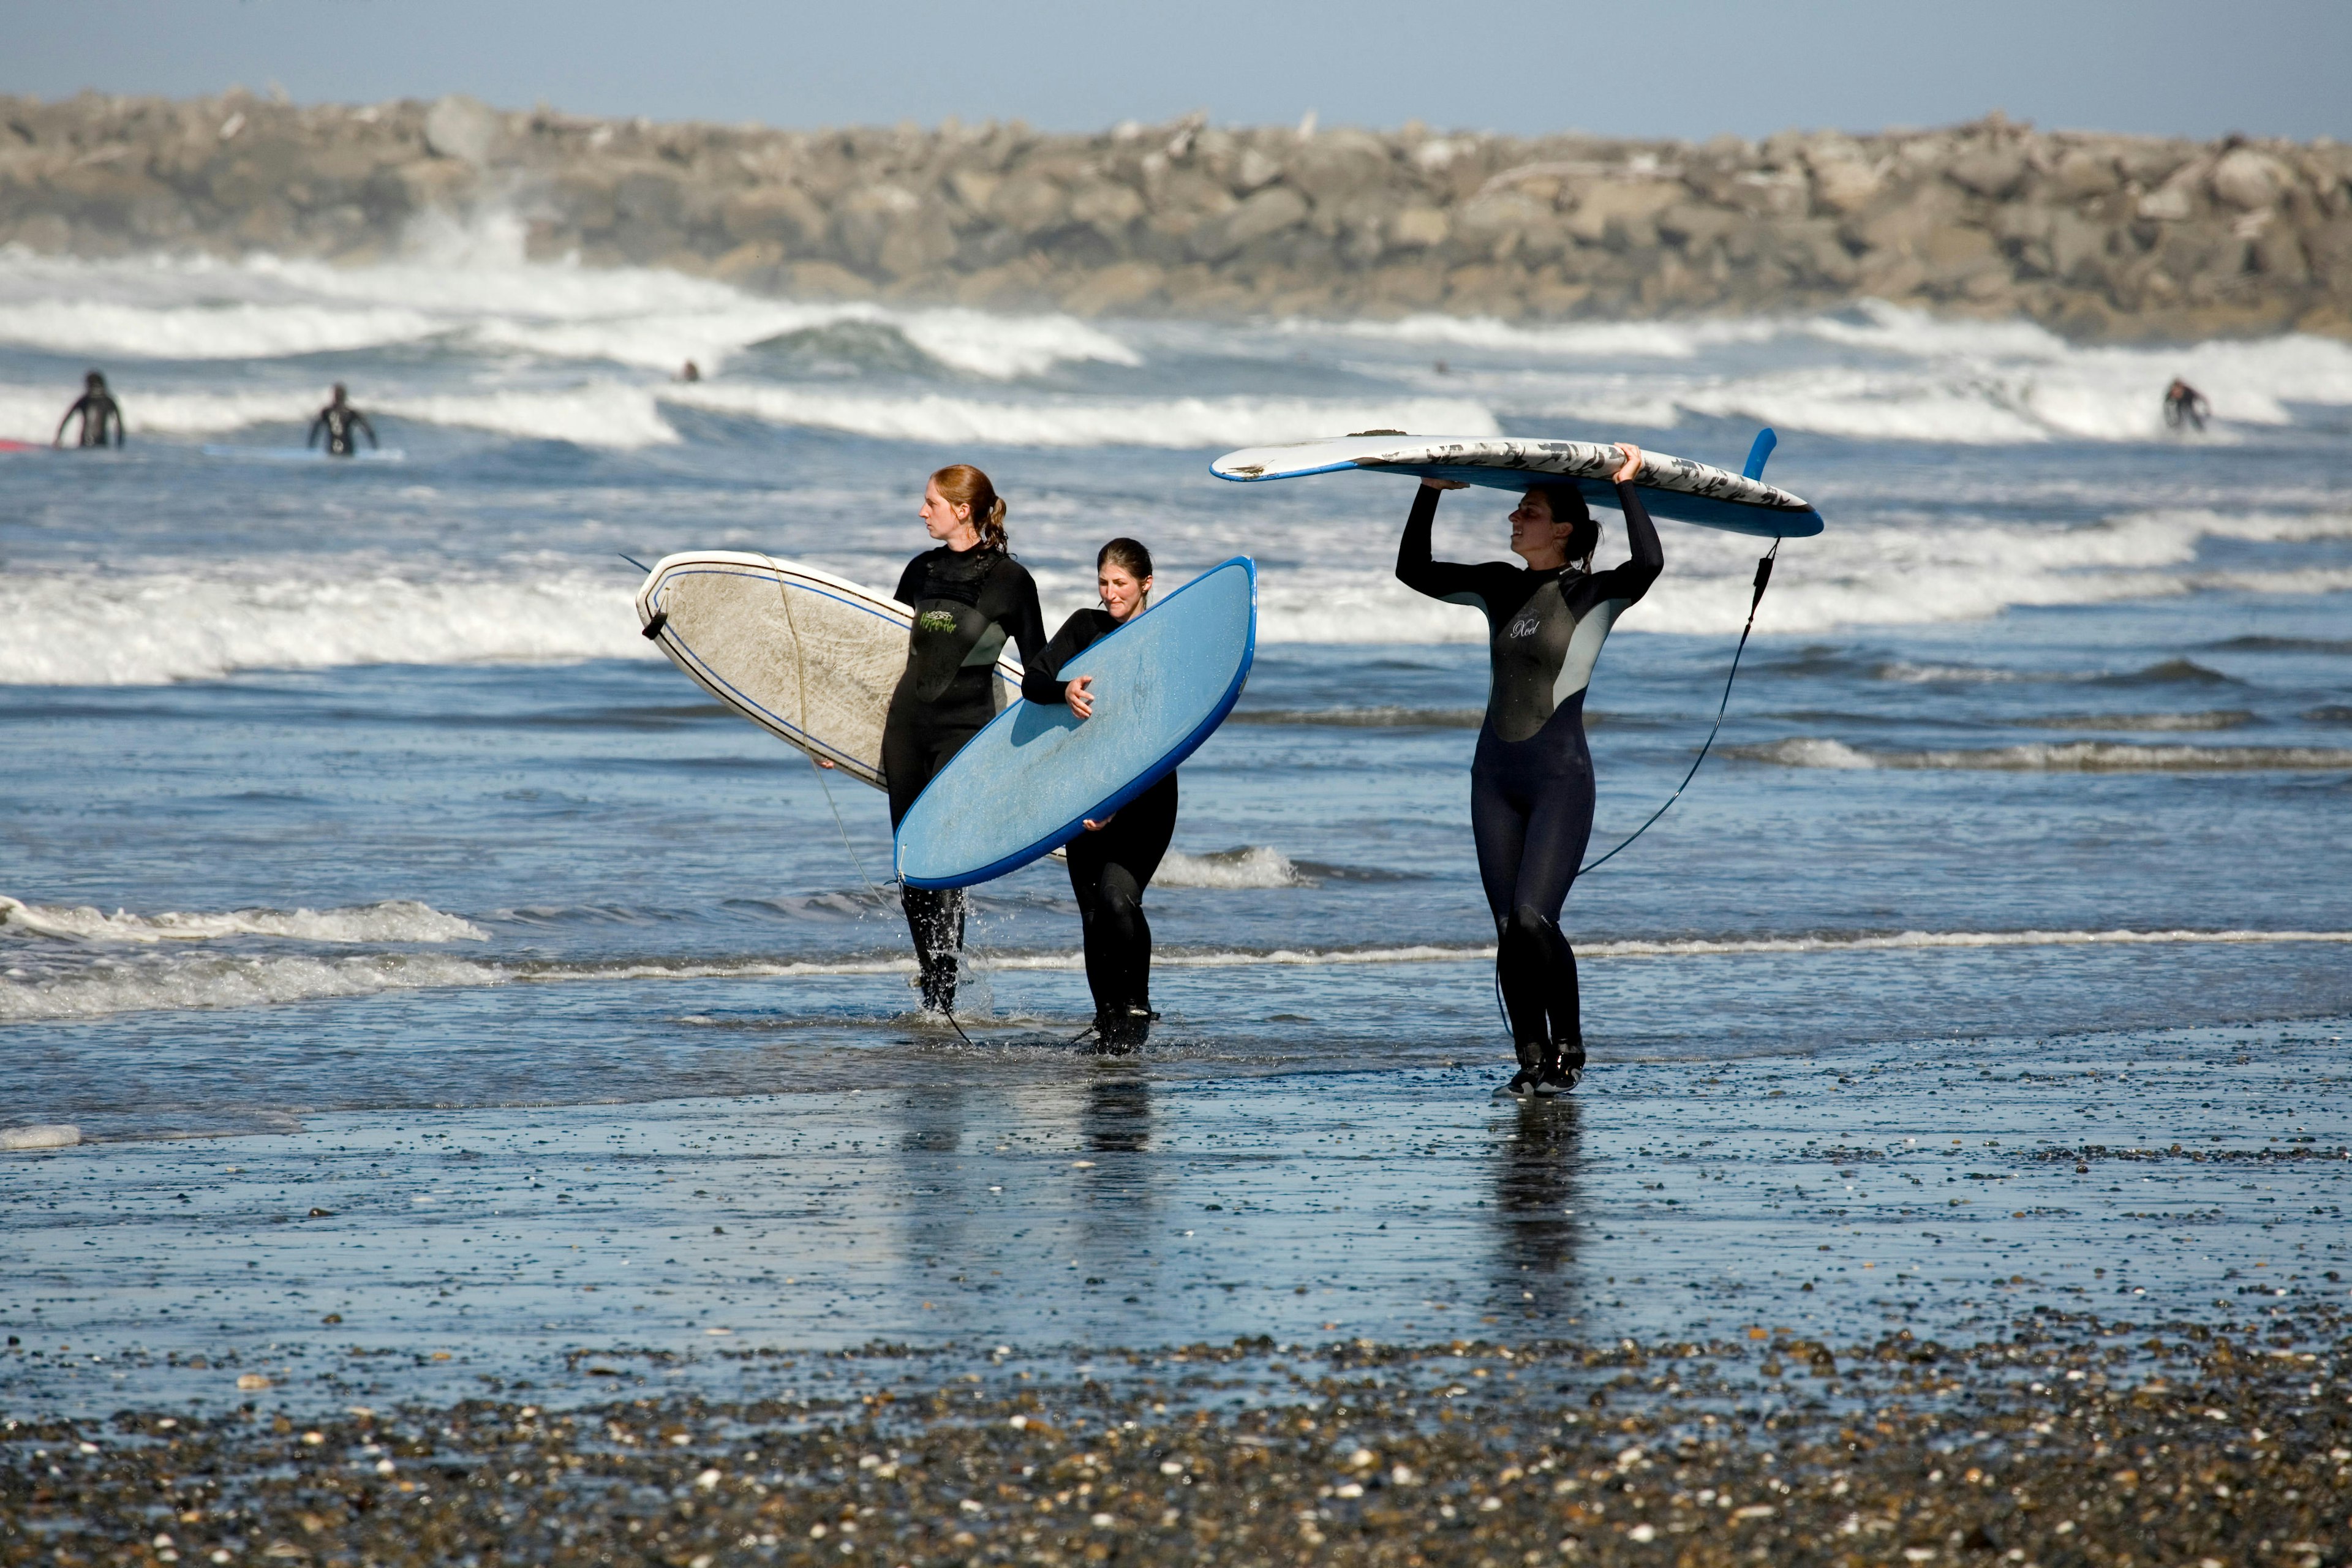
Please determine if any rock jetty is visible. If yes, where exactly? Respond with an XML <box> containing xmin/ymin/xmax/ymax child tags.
<box><xmin>6</xmin><ymin>90</ymin><xmax>2350</xmax><ymax>341</ymax></box>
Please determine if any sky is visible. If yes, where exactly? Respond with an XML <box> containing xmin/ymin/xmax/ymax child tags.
<box><xmin>10</xmin><ymin>0</ymin><xmax>2351</xmax><ymax>143</ymax></box>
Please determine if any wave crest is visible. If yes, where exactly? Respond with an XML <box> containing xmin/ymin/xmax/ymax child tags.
<box><xmin>1731</xmin><ymin>737</ymin><xmax>2352</xmax><ymax>772</ymax></box>
<box><xmin>0</xmin><ymin>894</ymin><xmax>484</xmax><ymax>944</ymax></box>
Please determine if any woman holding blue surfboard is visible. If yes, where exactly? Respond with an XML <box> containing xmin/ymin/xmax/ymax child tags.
<box><xmin>1022</xmin><ymin>538</ymin><xmax>1176</xmax><ymax>1050</ymax></box>
<box><xmin>882</xmin><ymin>464</ymin><xmax>1049</xmax><ymax>1016</ymax></box>
<box><xmin>1398</xmin><ymin>442</ymin><xmax>1660</xmax><ymax>1098</ymax></box>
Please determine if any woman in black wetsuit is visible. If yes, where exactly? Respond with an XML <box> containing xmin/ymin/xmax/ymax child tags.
<box><xmin>1022</xmin><ymin>538</ymin><xmax>1175</xmax><ymax>1051</ymax></box>
<box><xmin>881</xmin><ymin>464</ymin><xmax>1049</xmax><ymax>1016</ymax></box>
<box><xmin>1397</xmin><ymin>444</ymin><xmax>1661</xmax><ymax>1097</ymax></box>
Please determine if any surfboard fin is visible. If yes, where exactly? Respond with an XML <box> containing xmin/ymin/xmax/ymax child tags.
<box><xmin>641</xmin><ymin>610</ymin><xmax>668</xmax><ymax>641</ymax></box>
<box><xmin>1743</xmin><ymin>428</ymin><xmax>1777</xmax><ymax>480</ymax></box>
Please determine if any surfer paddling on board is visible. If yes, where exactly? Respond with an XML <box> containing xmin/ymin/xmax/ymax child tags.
<box><xmin>307</xmin><ymin>384</ymin><xmax>378</xmax><ymax>458</ymax></box>
<box><xmin>873</xmin><ymin>464</ymin><xmax>1049</xmax><ymax>1016</ymax></box>
<box><xmin>53</xmin><ymin>371</ymin><xmax>126</xmax><ymax>448</ymax></box>
<box><xmin>1022</xmin><ymin>538</ymin><xmax>1176</xmax><ymax>1051</ymax></box>
<box><xmin>1398</xmin><ymin>443</ymin><xmax>1661</xmax><ymax>1098</ymax></box>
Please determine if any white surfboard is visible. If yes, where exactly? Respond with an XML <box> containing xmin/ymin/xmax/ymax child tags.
<box><xmin>1211</xmin><ymin>431</ymin><xmax>1823</xmax><ymax>538</ymax></box>
<box><xmin>634</xmin><ymin>552</ymin><xmax>1023</xmax><ymax>791</ymax></box>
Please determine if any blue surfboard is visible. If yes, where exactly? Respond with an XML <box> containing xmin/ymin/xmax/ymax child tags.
<box><xmin>894</xmin><ymin>557</ymin><xmax>1257</xmax><ymax>890</ymax></box>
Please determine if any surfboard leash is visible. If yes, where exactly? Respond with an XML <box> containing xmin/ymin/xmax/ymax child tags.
<box><xmin>1577</xmin><ymin>540</ymin><xmax>1777</xmax><ymax>876</ymax></box>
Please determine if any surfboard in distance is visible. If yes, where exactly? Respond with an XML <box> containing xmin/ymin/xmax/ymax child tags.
<box><xmin>895</xmin><ymin>557</ymin><xmax>1257</xmax><ymax>890</ymax></box>
<box><xmin>635</xmin><ymin>551</ymin><xmax>1023</xmax><ymax>791</ymax></box>
<box><xmin>1210</xmin><ymin>432</ymin><xmax>1823</xmax><ymax>538</ymax></box>
<box><xmin>201</xmin><ymin>444</ymin><xmax>405</xmax><ymax>464</ymax></box>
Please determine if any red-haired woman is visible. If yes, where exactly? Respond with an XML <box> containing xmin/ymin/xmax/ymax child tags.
<box><xmin>883</xmin><ymin>464</ymin><xmax>1049</xmax><ymax>1015</ymax></box>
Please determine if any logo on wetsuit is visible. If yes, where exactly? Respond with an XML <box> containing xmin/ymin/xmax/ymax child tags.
<box><xmin>916</xmin><ymin>610</ymin><xmax>958</xmax><ymax>634</ymax></box>
<box><xmin>1506</xmin><ymin>612</ymin><xmax>1542</xmax><ymax>640</ymax></box>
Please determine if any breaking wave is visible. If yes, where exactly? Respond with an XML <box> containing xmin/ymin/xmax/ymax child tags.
<box><xmin>665</xmin><ymin>384</ymin><xmax>1500</xmax><ymax>448</ymax></box>
<box><xmin>0</xmin><ymin>894</ymin><xmax>484</xmax><ymax>944</ymax></box>
<box><xmin>0</xmin><ymin>567</ymin><xmax>648</xmax><ymax>685</ymax></box>
<box><xmin>1731</xmin><ymin>737</ymin><xmax>2352</xmax><ymax>772</ymax></box>
<box><xmin>10</xmin><ymin>924</ymin><xmax>2351</xmax><ymax>1022</ymax></box>
<box><xmin>1153</xmin><ymin>846</ymin><xmax>1313</xmax><ymax>889</ymax></box>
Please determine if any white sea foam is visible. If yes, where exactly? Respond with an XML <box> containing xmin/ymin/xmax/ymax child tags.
<box><xmin>1319</xmin><ymin>312</ymin><xmax>1781</xmax><ymax>359</ymax></box>
<box><xmin>0</xmin><ymin>894</ymin><xmax>484</xmax><ymax>944</ymax></box>
<box><xmin>0</xmin><ymin>243</ymin><xmax>1136</xmax><ymax>380</ymax></box>
<box><xmin>1732</xmin><ymin>737</ymin><xmax>2352</xmax><ymax>772</ymax></box>
<box><xmin>664</xmin><ymin>384</ymin><xmax>1500</xmax><ymax>448</ymax></box>
<box><xmin>1153</xmin><ymin>846</ymin><xmax>1311</xmax><ymax>889</ymax></box>
<box><xmin>0</xmin><ymin>567</ymin><xmax>649</xmax><ymax>685</ymax></box>
<box><xmin>0</xmin><ymin>952</ymin><xmax>507</xmax><ymax>1022</ymax></box>
<box><xmin>0</xmin><ymin>1125</ymin><xmax>81</xmax><ymax>1151</ymax></box>
<box><xmin>11</xmin><ymin>925</ymin><xmax>2349</xmax><ymax>1021</ymax></box>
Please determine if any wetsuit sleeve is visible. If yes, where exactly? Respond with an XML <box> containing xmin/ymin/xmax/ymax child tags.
<box><xmin>107</xmin><ymin>398</ymin><xmax>124</xmax><ymax>447</ymax></box>
<box><xmin>1393</xmin><ymin>486</ymin><xmax>1494</xmax><ymax>608</ymax></box>
<box><xmin>307</xmin><ymin>413</ymin><xmax>325</xmax><ymax>449</ymax></box>
<box><xmin>1004</xmin><ymin>564</ymin><xmax>1050</xmax><ymax>676</ymax></box>
<box><xmin>1022</xmin><ymin>612</ymin><xmax>1096</xmax><ymax>704</ymax></box>
<box><xmin>1582</xmin><ymin>481</ymin><xmax>1664</xmax><ymax>606</ymax></box>
<box><xmin>892</xmin><ymin>556</ymin><xmax>924</xmax><ymax>609</ymax></box>
<box><xmin>355</xmin><ymin>412</ymin><xmax>377</xmax><ymax>448</ymax></box>
<box><xmin>53</xmin><ymin>400</ymin><xmax>75</xmax><ymax>445</ymax></box>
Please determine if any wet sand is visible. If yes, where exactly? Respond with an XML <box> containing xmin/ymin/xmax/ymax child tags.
<box><xmin>5</xmin><ymin>1014</ymin><xmax>2348</xmax><ymax>1561</ymax></box>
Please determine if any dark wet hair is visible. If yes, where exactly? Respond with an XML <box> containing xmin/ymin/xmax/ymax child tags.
<box><xmin>85</xmin><ymin>370</ymin><xmax>105</xmax><ymax>390</ymax></box>
<box><xmin>1529</xmin><ymin>484</ymin><xmax>1599</xmax><ymax>567</ymax></box>
<box><xmin>1096</xmin><ymin>537</ymin><xmax>1153</xmax><ymax>579</ymax></box>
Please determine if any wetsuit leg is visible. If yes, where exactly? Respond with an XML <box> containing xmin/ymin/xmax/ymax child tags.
<box><xmin>1066</xmin><ymin>773</ymin><xmax>1177</xmax><ymax>1042</ymax></box>
<box><xmin>884</xmin><ymin>717</ymin><xmax>981</xmax><ymax>1013</ymax></box>
<box><xmin>1469</xmin><ymin>761</ymin><xmax>1542</xmax><ymax>1066</ymax></box>
<box><xmin>1472</xmin><ymin>707</ymin><xmax>1597</xmax><ymax>1066</ymax></box>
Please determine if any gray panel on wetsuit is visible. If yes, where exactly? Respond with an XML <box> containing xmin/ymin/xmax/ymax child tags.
<box><xmin>1487</xmin><ymin>578</ymin><xmax>1629</xmax><ymax>744</ymax></box>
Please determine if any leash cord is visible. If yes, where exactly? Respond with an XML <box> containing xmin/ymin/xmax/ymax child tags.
<box><xmin>1577</xmin><ymin>540</ymin><xmax>1777</xmax><ymax>876</ymax></box>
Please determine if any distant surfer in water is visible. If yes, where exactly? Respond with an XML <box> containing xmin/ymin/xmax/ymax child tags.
<box><xmin>1025</xmin><ymin>538</ymin><xmax>1174</xmax><ymax>1050</ymax></box>
<box><xmin>2163</xmin><ymin>378</ymin><xmax>2210</xmax><ymax>432</ymax></box>
<box><xmin>308</xmin><ymin>384</ymin><xmax>378</xmax><ymax>457</ymax></box>
<box><xmin>881</xmin><ymin>464</ymin><xmax>1049</xmax><ymax>1016</ymax></box>
<box><xmin>1398</xmin><ymin>445</ymin><xmax>1660</xmax><ymax>1097</ymax></box>
<box><xmin>53</xmin><ymin>371</ymin><xmax>125</xmax><ymax>448</ymax></box>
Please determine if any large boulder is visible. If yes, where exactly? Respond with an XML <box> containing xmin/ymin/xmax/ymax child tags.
<box><xmin>2209</xmin><ymin>148</ymin><xmax>2293</xmax><ymax>210</ymax></box>
<box><xmin>423</xmin><ymin>95</ymin><xmax>500</xmax><ymax>165</ymax></box>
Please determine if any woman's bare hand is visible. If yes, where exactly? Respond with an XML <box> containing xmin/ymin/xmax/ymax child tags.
<box><xmin>1611</xmin><ymin>442</ymin><xmax>1642</xmax><ymax>484</ymax></box>
<box><xmin>816</xmin><ymin>757</ymin><xmax>836</xmax><ymax>769</ymax></box>
<box><xmin>1066</xmin><ymin>675</ymin><xmax>1095</xmax><ymax>720</ymax></box>
<box><xmin>1082</xmin><ymin>810</ymin><xmax>1118</xmax><ymax>832</ymax></box>
<box><xmin>1420</xmin><ymin>477</ymin><xmax>1470</xmax><ymax>491</ymax></box>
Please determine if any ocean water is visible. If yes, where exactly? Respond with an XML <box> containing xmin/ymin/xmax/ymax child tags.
<box><xmin>6</xmin><ymin>224</ymin><xmax>2352</xmax><ymax>1148</ymax></box>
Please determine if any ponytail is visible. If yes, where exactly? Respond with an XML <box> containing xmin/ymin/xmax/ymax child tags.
<box><xmin>930</xmin><ymin>464</ymin><xmax>1009</xmax><ymax>552</ymax></box>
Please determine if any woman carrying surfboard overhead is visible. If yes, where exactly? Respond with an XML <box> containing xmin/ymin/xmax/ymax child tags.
<box><xmin>884</xmin><ymin>464</ymin><xmax>1049</xmax><ymax>1016</ymax></box>
<box><xmin>1021</xmin><ymin>538</ymin><xmax>1176</xmax><ymax>1051</ymax></box>
<box><xmin>1398</xmin><ymin>443</ymin><xmax>1661</xmax><ymax>1098</ymax></box>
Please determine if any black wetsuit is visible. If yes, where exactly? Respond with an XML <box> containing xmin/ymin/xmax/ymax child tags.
<box><xmin>1396</xmin><ymin>483</ymin><xmax>1662</xmax><ymax>1068</ymax></box>
<box><xmin>56</xmin><ymin>391</ymin><xmax>125</xmax><ymax>448</ymax></box>
<box><xmin>2164</xmin><ymin>383</ymin><xmax>2210</xmax><ymax>432</ymax></box>
<box><xmin>308</xmin><ymin>404</ymin><xmax>377</xmax><ymax>456</ymax></box>
<box><xmin>1025</xmin><ymin>608</ymin><xmax>1178</xmax><ymax>1043</ymax></box>
<box><xmin>885</xmin><ymin>544</ymin><xmax>1048</xmax><ymax>1012</ymax></box>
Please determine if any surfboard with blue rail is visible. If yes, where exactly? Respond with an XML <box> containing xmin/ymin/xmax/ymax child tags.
<box><xmin>895</xmin><ymin>557</ymin><xmax>1257</xmax><ymax>890</ymax></box>
<box><xmin>1210</xmin><ymin>430</ymin><xmax>1822</xmax><ymax>538</ymax></box>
